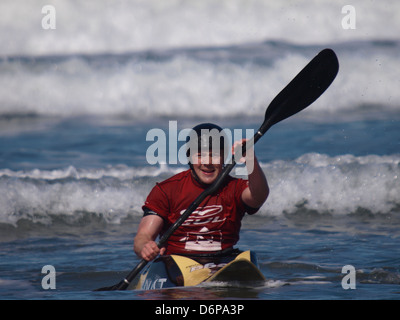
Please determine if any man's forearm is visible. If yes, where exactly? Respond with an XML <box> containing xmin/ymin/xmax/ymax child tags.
<box><xmin>247</xmin><ymin>155</ymin><xmax>269</xmax><ymax>206</ymax></box>
<box><xmin>133</xmin><ymin>233</ymin><xmax>152</xmax><ymax>257</ymax></box>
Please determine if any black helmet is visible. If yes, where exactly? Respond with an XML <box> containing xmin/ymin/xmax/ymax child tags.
<box><xmin>186</xmin><ymin>123</ymin><xmax>228</xmax><ymax>164</ymax></box>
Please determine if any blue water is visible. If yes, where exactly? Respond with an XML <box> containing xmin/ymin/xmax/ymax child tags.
<box><xmin>1</xmin><ymin>0</ymin><xmax>400</xmax><ymax>300</ymax></box>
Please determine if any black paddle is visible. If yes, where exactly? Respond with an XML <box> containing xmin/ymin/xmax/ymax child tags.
<box><xmin>94</xmin><ymin>48</ymin><xmax>339</xmax><ymax>291</ymax></box>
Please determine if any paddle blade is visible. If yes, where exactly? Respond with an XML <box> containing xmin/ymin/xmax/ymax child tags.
<box><xmin>260</xmin><ymin>48</ymin><xmax>339</xmax><ymax>134</ymax></box>
<box><xmin>94</xmin><ymin>259</ymin><xmax>148</xmax><ymax>291</ymax></box>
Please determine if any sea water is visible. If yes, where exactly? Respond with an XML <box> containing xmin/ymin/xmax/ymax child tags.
<box><xmin>0</xmin><ymin>0</ymin><xmax>399</xmax><ymax>300</ymax></box>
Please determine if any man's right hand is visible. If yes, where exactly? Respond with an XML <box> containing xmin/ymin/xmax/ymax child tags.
<box><xmin>140</xmin><ymin>241</ymin><xmax>166</xmax><ymax>261</ymax></box>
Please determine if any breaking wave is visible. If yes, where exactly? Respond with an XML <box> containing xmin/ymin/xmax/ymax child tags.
<box><xmin>0</xmin><ymin>153</ymin><xmax>398</xmax><ymax>229</ymax></box>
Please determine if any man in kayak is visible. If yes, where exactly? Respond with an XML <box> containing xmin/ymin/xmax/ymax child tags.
<box><xmin>134</xmin><ymin>123</ymin><xmax>269</xmax><ymax>261</ymax></box>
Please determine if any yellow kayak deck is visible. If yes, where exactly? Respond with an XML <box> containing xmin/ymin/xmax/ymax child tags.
<box><xmin>133</xmin><ymin>250</ymin><xmax>265</xmax><ymax>290</ymax></box>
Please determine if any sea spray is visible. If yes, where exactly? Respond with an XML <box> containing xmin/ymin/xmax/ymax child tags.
<box><xmin>0</xmin><ymin>153</ymin><xmax>398</xmax><ymax>229</ymax></box>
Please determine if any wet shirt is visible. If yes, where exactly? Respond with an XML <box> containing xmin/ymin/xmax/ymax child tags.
<box><xmin>142</xmin><ymin>169</ymin><xmax>258</xmax><ymax>255</ymax></box>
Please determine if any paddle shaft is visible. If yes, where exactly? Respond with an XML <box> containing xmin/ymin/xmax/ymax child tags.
<box><xmin>95</xmin><ymin>48</ymin><xmax>339</xmax><ymax>291</ymax></box>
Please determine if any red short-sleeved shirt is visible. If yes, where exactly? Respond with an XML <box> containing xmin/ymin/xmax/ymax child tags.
<box><xmin>142</xmin><ymin>169</ymin><xmax>258</xmax><ymax>255</ymax></box>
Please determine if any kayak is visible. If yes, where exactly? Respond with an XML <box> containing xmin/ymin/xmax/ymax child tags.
<box><xmin>129</xmin><ymin>250</ymin><xmax>266</xmax><ymax>290</ymax></box>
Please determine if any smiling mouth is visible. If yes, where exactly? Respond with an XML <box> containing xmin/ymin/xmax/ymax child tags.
<box><xmin>200</xmin><ymin>168</ymin><xmax>216</xmax><ymax>175</ymax></box>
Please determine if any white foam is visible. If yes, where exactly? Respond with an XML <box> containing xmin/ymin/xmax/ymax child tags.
<box><xmin>0</xmin><ymin>48</ymin><xmax>399</xmax><ymax>120</ymax></box>
<box><xmin>1</xmin><ymin>0</ymin><xmax>399</xmax><ymax>56</ymax></box>
<box><xmin>0</xmin><ymin>163</ymin><xmax>183</xmax><ymax>180</ymax></box>
<box><xmin>0</xmin><ymin>164</ymin><xmax>185</xmax><ymax>226</ymax></box>
<box><xmin>0</xmin><ymin>154</ymin><xmax>398</xmax><ymax>227</ymax></box>
<box><xmin>262</xmin><ymin>153</ymin><xmax>400</xmax><ymax>217</ymax></box>
<box><xmin>1</xmin><ymin>1</ymin><xmax>399</xmax><ymax>121</ymax></box>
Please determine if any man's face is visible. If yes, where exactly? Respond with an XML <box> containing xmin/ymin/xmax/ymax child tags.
<box><xmin>190</xmin><ymin>151</ymin><xmax>224</xmax><ymax>185</ymax></box>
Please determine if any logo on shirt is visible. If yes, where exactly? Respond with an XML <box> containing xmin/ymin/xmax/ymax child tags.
<box><xmin>180</xmin><ymin>205</ymin><xmax>224</xmax><ymax>225</ymax></box>
<box><xmin>179</xmin><ymin>205</ymin><xmax>225</xmax><ymax>251</ymax></box>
